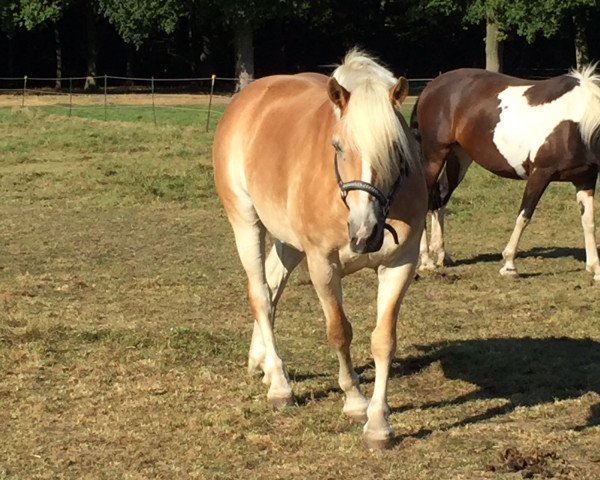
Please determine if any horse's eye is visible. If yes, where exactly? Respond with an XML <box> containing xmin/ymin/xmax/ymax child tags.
<box><xmin>332</xmin><ymin>140</ymin><xmax>343</xmax><ymax>153</ymax></box>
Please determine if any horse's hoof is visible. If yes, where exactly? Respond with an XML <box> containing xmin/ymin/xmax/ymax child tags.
<box><xmin>247</xmin><ymin>361</ymin><xmax>263</xmax><ymax>377</ymax></box>
<box><xmin>269</xmin><ymin>395</ymin><xmax>294</xmax><ymax>410</ymax></box>
<box><xmin>419</xmin><ymin>261</ymin><xmax>436</xmax><ymax>271</ymax></box>
<box><xmin>344</xmin><ymin>410</ymin><xmax>368</xmax><ymax>424</ymax></box>
<box><xmin>499</xmin><ymin>266</ymin><xmax>519</xmax><ymax>279</ymax></box>
<box><xmin>594</xmin><ymin>273</ymin><xmax>600</xmax><ymax>282</ymax></box>
<box><xmin>441</xmin><ymin>254</ymin><xmax>455</xmax><ymax>267</ymax></box>
<box><xmin>363</xmin><ymin>435</ymin><xmax>394</xmax><ymax>451</ymax></box>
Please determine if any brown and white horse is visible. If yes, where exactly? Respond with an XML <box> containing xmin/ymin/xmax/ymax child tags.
<box><xmin>213</xmin><ymin>50</ymin><xmax>427</xmax><ymax>449</ymax></box>
<box><xmin>413</xmin><ymin>67</ymin><xmax>600</xmax><ymax>280</ymax></box>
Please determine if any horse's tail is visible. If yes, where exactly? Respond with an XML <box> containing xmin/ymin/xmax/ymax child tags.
<box><xmin>409</xmin><ymin>96</ymin><xmax>421</xmax><ymax>144</ymax></box>
<box><xmin>410</xmin><ymin>95</ymin><xmax>445</xmax><ymax>211</ymax></box>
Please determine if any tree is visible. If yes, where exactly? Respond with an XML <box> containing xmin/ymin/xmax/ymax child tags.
<box><xmin>15</xmin><ymin>0</ymin><xmax>71</xmax><ymax>87</ymax></box>
<box><xmin>427</xmin><ymin>0</ymin><xmax>597</xmax><ymax>72</ymax></box>
<box><xmin>205</xmin><ymin>0</ymin><xmax>308</xmax><ymax>90</ymax></box>
<box><xmin>98</xmin><ymin>0</ymin><xmax>182</xmax><ymax>76</ymax></box>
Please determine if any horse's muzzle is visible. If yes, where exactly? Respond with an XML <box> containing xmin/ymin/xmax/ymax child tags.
<box><xmin>349</xmin><ymin>221</ymin><xmax>385</xmax><ymax>254</ymax></box>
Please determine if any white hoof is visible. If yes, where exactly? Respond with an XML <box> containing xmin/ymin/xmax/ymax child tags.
<box><xmin>499</xmin><ymin>266</ymin><xmax>519</xmax><ymax>278</ymax></box>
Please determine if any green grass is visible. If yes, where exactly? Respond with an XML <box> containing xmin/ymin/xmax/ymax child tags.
<box><xmin>0</xmin><ymin>105</ymin><xmax>599</xmax><ymax>479</ymax></box>
<box><xmin>38</xmin><ymin>103</ymin><xmax>227</xmax><ymax>127</ymax></box>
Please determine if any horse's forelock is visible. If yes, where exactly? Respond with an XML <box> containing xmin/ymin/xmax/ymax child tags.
<box><xmin>332</xmin><ymin>50</ymin><xmax>419</xmax><ymax>186</ymax></box>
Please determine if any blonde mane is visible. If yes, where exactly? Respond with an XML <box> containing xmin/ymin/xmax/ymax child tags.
<box><xmin>332</xmin><ymin>49</ymin><xmax>419</xmax><ymax>187</ymax></box>
<box><xmin>569</xmin><ymin>63</ymin><xmax>600</xmax><ymax>148</ymax></box>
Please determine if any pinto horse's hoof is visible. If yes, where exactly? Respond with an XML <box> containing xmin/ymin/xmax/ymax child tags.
<box><xmin>269</xmin><ymin>395</ymin><xmax>294</xmax><ymax>410</ymax></box>
<box><xmin>344</xmin><ymin>410</ymin><xmax>368</xmax><ymax>424</ymax></box>
<box><xmin>499</xmin><ymin>266</ymin><xmax>519</xmax><ymax>279</ymax></box>
<box><xmin>419</xmin><ymin>260</ymin><xmax>436</xmax><ymax>271</ymax></box>
<box><xmin>363</xmin><ymin>435</ymin><xmax>394</xmax><ymax>451</ymax></box>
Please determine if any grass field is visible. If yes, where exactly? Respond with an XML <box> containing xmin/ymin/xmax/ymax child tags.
<box><xmin>0</xmin><ymin>103</ymin><xmax>599</xmax><ymax>479</ymax></box>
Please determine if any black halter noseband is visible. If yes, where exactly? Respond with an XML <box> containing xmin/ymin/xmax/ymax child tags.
<box><xmin>333</xmin><ymin>153</ymin><xmax>408</xmax><ymax>219</ymax></box>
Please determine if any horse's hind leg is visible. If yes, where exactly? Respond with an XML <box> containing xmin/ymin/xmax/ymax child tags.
<box><xmin>500</xmin><ymin>169</ymin><xmax>552</xmax><ymax>277</ymax></box>
<box><xmin>228</xmin><ymin>209</ymin><xmax>293</xmax><ymax>407</ymax></box>
<box><xmin>248</xmin><ymin>241</ymin><xmax>304</xmax><ymax>376</ymax></box>
<box><xmin>575</xmin><ymin>178</ymin><xmax>600</xmax><ymax>281</ymax></box>
<box><xmin>306</xmin><ymin>252</ymin><xmax>369</xmax><ymax>422</ymax></box>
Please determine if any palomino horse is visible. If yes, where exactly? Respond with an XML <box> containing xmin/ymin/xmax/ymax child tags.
<box><xmin>213</xmin><ymin>50</ymin><xmax>427</xmax><ymax>449</ymax></box>
<box><xmin>413</xmin><ymin>67</ymin><xmax>600</xmax><ymax>280</ymax></box>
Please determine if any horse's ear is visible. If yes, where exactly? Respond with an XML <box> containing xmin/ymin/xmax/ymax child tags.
<box><xmin>328</xmin><ymin>77</ymin><xmax>350</xmax><ymax>113</ymax></box>
<box><xmin>390</xmin><ymin>77</ymin><xmax>409</xmax><ymax>108</ymax></box>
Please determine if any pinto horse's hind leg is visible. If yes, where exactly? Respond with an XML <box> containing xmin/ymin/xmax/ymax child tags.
<box><xmin>306</xmin><ymin>253</ymin><xmax>369</xmax><ymax>423</ymax></box>
<box><xmin>575</xmin><ymin>181</ymin><xmax>600</xmax><ymax>281</ymax></box>
<box><xmin>248</xmin><ymin>241</ymin><xmax>304</xmax><ymax>376</ymax></box>
<box><xmin>500</xmin><ymin>169</ymin><xmax>552</xmax><ymax>278</ymax></box>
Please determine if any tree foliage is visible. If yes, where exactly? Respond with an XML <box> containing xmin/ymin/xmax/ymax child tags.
<box><xmin>98</xmin><ymin>0</ymin><xmax>183</xmax><ymax>47</ymax></box>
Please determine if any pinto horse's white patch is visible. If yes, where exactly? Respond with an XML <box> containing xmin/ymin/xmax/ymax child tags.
<box><xmin>493</xmin><ymin>85</ymin><xmax>587</xmax><ymax>178</ymax></box>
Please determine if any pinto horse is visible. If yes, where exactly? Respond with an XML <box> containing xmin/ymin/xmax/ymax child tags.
<box><xmin>213</xmin><ymin>50</ymin><xmax>427</xmax><ymax>449</ymax></box>
<box><xmin>413</xmin><ymin>67</ymin><xmax>600</xmax><ymax>280</ymax></box>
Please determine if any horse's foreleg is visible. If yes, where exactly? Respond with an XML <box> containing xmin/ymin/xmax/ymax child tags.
<box><xmin>364</xmin><ymin>258</ymin><xmax>417</xmax><ymax>450</ymax></box>
<box><xmin>500</xmin><ymin>170</ymin><xmax>551</xmax><ymax>278</ymax></box>
<box><xmin>231</xmin><ymin>219</ymin><xmax>293</xmax><ymax>408</ymax></box>
<box><xmin>248</xmin><ymin>241</ymin><xmax>304</xmax><ymax>376</ymax></box>
<box><xmin>575</xmin><ymin>185</ymin><xmax>600</xmax><ymax>281</ymax></box>
<box><xmin>307</xmin><ymin>254</ymin><xmax>369</xmax><ymax>422</ymax></box>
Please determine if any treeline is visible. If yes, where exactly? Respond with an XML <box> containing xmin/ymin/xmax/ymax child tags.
<box><xmin>1</xmin><ymin>0</ymin><xmax>600</xmax><ymax>88</ymax></box>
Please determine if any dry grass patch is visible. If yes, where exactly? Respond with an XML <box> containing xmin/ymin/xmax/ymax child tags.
<box><xmin>0</xmin><ymin>110</ymin><xmax>599</xmax><ymax>479</ymax></box>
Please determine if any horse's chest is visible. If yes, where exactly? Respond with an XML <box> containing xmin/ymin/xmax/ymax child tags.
<box><xmin>491</xmin><ymin>86</ymin><xmax>585</xmax><ymax>178</ymax></box>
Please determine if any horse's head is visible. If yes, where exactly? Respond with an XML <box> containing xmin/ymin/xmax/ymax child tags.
<box><xmin>327</xmin><ymin>54</ymin><xmax>413</xmax><ymax>254</ymax></box>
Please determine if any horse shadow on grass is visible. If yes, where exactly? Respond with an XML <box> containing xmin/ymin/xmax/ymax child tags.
<box><xmin>384</xmin><ymin>337</ymin><xmax>600</xmax><ymax>439</ymax></box>
<box><xmin>452</xmin><ymin>246</ymin><xmax>586</xmax><ymax>267</ymax></box>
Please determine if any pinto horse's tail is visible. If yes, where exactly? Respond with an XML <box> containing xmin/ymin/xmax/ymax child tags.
<box><xmin>410</xmin><ymin>96</ymin><xmax>445</xmax><ymax>211</ymax></box>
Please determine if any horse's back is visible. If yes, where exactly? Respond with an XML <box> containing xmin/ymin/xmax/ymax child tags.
<box><xmin>213</xmin><ymin>72</ymin><xmax>336</xmax><ymax>249</ymax></box>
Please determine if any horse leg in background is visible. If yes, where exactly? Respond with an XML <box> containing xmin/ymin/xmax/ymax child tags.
<box><xmin>428</xmin><ymin>146</ymin><xmax>472</xmax><ymax>267</ymax></box>
<box><xmin>574</xmin><ymin>178</ymin><xmax>600</xmax><ymax>281</ymax></box>
<box><xmin>419</xmin><ymin>206</ymin><xmax>449</xmax><ymax>270</ymax></box>
<box><xmin>500</xmin><ymin>169</ymin><xmax>553</xmax><ymax>278</ymax></box>
<box><xmin>306</xmin><ymin>252</ymin><xmax>369</xmax><ymax>423</ymax></box>
<box><xmin>364</xmin><ymin>257</ymin><xmax>417</xmax><ymax>449</ymax></box>
<box><xmin>248</xmin><ymin>241</ymin><xmax>304</xmax><ymax>376</ymax></box>
<box><xmin>418</xmin><ymin>143</ymin><xmax>450</xmax><ymax>270</ymax></box>
<box><xmin>419</xmin><ymin>217</ymin><xmax>436</xmax><ymax>270</ymax></box>
<box><xmin>230</xmin><ymin>210</ymin><xmax>293</xmax><ymax>408</ymax></box>
<box><xmin>429</xmin><ymin>206</ymin><xmax>446</xmax><ymax>267</ymax></box>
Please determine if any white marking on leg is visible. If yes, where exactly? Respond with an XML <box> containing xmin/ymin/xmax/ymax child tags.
<box><xmin>430</xmin><ymin>207</ymin><xmax>446</xmax><ymax>267</ymax></box>
<box><xmin>232</xmin><ymin>220</ymin><xmax>292</xmax><ymax>404</ymax></box>
<box><xmin>307</xmin><ymin>254</ymin><xmax>368</xmax><ymax>421</ymax></box>
<box><xmin>364</xmin><ymin>259</ymin><xmax>416</xmax><ymax>448</ymax></box>
<box><xmin>576</xmin><ymin>190</ymin><xmax>600</xmax><ymax>280</ymax></box>
<box><xmin>500</xmin><ymin>210</ymin><xmax>530</xmax><ymax>277</ymax></box>
<box><xmin>419</xmin><ymin>217</ymin><xmax>436</xmax><ymax>270</ymax></box>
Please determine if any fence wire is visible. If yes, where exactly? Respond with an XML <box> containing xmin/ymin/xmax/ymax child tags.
<box><xmin>0</xmin><ymin>74</ymin><xmax>432</xmax><ymax>129</ymax></box>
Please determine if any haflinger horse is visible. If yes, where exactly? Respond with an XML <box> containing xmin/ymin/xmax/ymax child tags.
<box><xmin>213</xmin><ymin>50</ymin><xmax>427</xmax><ymax>449</ymax></box>
<box><xmin>413</xmin><ymin>67</ymin><xmax>600</xmax><ymax>280</ymax></box>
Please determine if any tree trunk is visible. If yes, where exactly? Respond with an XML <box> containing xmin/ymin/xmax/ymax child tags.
<box><xmin>84</xmin><ymin>3</ymin><xmax>98</xmax><ymax>90</ymax></box>
<box><xmin>234</xmin><ymin>21</ymin><xmax>254</xmax><ymax>91</ymax></box>
<box><xmin>125</xmin><ymin>45</ymin><xmax>135</xmax><ymax>85</ymax></box>
<box><xmin>7</xmin><ymin>35</ymin><xmax>15</xmax><ymax>77</ymax></box>
<box><xmin>573</xmin><ymin>14</ymin><xmax>590</xmax><ymax>70</ymax></box>
<box><xmin>485</xmin><ymin>17</ymin><xmax>503</xmax><ymax>73</ymax></box>
<box><xmin>54</xmin><ymin>25</ymin><xmax>62</xmax><ymax>89</ymax></box>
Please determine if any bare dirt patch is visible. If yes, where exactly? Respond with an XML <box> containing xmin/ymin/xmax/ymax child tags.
<box><xmin>0</xmin><ymin>92</ymin><xmax>232</xmax><ymax>107</ymax></box>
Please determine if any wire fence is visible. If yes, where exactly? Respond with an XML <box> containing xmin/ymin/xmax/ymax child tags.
<box><xmin>0</xmin><ymin>74</ymin><xmax>434</xmax><ymax>130</ymax></box>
